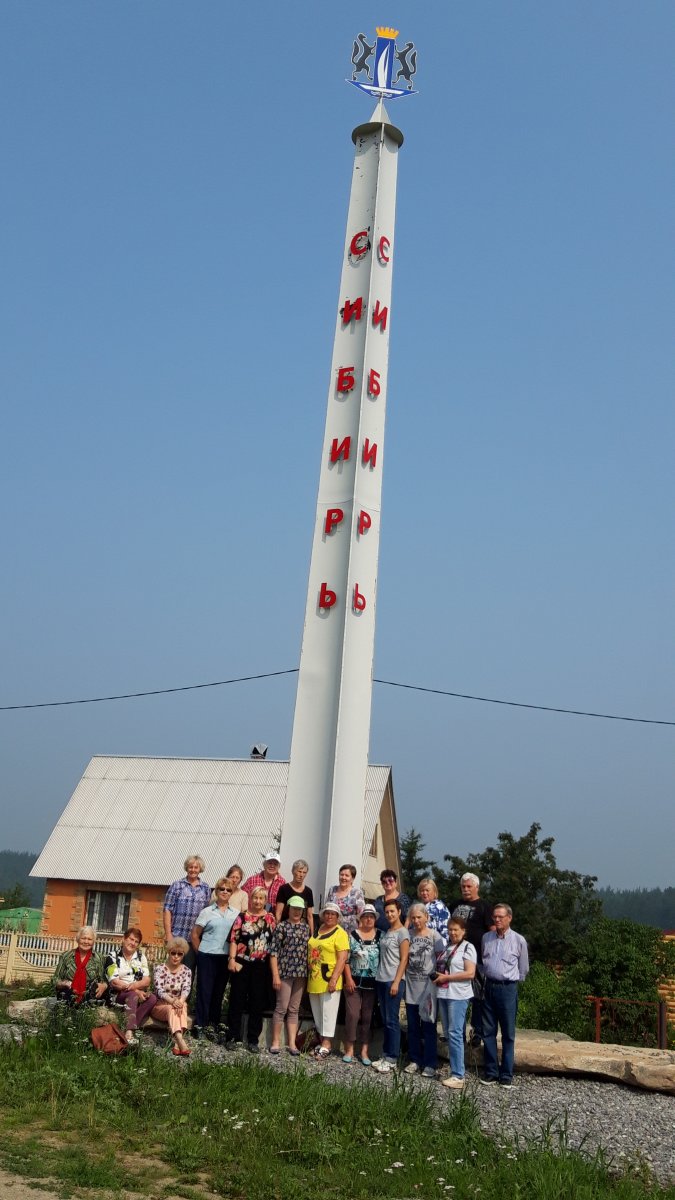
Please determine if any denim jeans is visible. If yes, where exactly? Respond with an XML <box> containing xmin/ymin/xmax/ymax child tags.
<box><xmin>405</xmin><ymin>1002</ymin><xmax>438</xmax><ymax>1070</ymax></box>
<box><xmin>438</xmin><ymin>997</ymin><xmax>470</xmax><ymax>1077</ymax></box>
<box><xmin>376</xmin><ymin>979</ymin><xmax>405</xmax><ymax>1060</ymax></box>
<box><xmin>482</xmin><ymin>980</ymin><xmax>518</xmax><ymax>1082</ymax></box>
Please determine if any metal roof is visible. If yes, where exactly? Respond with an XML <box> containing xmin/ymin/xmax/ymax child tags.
<box><xmin>31</xmin><ymin>756</ymin><xmax>392</xmax><ymax>886</ymax></box>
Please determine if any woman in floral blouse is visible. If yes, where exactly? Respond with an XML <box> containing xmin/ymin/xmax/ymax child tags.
<box><xmin>269</xmin><ymin>894</ymin><xmax>311</xmax><ymax>1055</ymax></box>
<box><xmin>417</xmin><ymin>878</ymin><xmax>451</xmax><ymax>947</ymax></box>
<box><xmin>225</xmin><ymin>888</ymin><xmax>276</xmax><ymax>1052</ymax></box>
<box><xmin>326</xmin><ymin>864</ymin><xmax>366</xmax><ymax>935</ymax></box>
<box><xmin>342</xmin><ymin>904</ymin><xmax>381</xmax><ymax>1066</ymax></box>
<box><xmin>153</xmin><ymin>937</ymin><xmax>192</xmax><ymax>1056</ymax></box>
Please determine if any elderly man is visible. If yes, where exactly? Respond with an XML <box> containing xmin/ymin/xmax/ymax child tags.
<box><xmin>480</xmin><ymin>904</ymin><xmax>529</xmax><ymax>1088</ymax></box>
<box><xmin>242</xmin><ymin>850</ymin><xmax>287</xmax><ymax>912</ymax></box>
<box><xmin>449</xmin><ymin>872</ymin><xmax>494</xmax><ymax>1047</ymax></box>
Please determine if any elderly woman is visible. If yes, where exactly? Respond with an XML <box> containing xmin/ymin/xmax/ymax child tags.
<box><xmin>225</xmin><ymin>887</ymin><xmax>276</xmax><ymax>1052</ymax></box>
<box><xmin>437</xmin><ymin>916</ymin><xmax>477</xmax><ymax>1090</ymax></box>
<box><xmin>404</xmin><ymin>903</ymin><xmax>445</xmax><ymax>1078</ymax></box>
<box><xmin>342</xmin><ymin>904</ymin><xmax>381</xmax><ymax>1065</ymax></box>
<box><xmin>307</xmin><ymin>901</ymin><xmax>350</xmax><ymax>1059</ymax></box>
<box><xmin>269</xmin><ymin>894</ymin><xmax>311</xmax><ymax>1055</ymax></box>
<box><xmin>417</xmin><ymin>878</ymin><xmax>451</xmax><ymax>947</ymax></box>
<box><xmin>153</xmin><ymin>937</ymin><xmax>192</xmax><ymax>1056</ymax></box>
<box><xmin>104</xmin><ymin>927</ymin><xmax>158</xmax><ymax>1045</ymax></box>
<box><xmin>190</xmin><ymin>877</ymin><xmax>239</xmax><ymax>1040</ymax></box>
<box><xmin>53</xmin><ymin>926</ymin><xmax>107</xmax><ymax>1006</ymax></box>
<box><xmin>163</xmin><ymin>855</ymin><xmax>211</xmax><ymax>972</ymax></box>
<box><xmin>274</xmin><ymin>859</ymin><xmax>314</xmax><ymax>931</ymax></box>
<box><xmin>326</xmin><ymin>864</ymin><xmax>365</xmax><ymax>935</ymax></box>
<box><xmin>225</xmin><ymin>864</ymin><xmax>248</xmax><ymax>914</ymax></box>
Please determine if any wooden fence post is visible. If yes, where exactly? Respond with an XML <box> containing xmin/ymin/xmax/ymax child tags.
<box><xmin>5</xmin><ymin>931</ymin><xmax>18</xmax><ymax>984</ymax></box>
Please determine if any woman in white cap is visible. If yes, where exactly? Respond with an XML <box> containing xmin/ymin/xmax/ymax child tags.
<box><xmin>269</xmin><ymin>895</ymin><xmax>311</xmax><ymax>1055</ymax></box>
<box><xmin>306</xmin><ymin>902</ymin><xmax>350</xmax><ymax>1059</ymax></box>
<box><xmin>242</xmin><ymin>850</ymin><xmax>287</xmax><ymax>912</ymax></box>
<box><xmin>342</xmin><ymin>904</ymin><xmax>381</xmax><ymax>1066</ymax></box>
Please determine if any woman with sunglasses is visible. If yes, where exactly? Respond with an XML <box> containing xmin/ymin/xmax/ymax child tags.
<box><xmin>190</xmin><ymin>877</ymin><xmax>239</xmax><ymax>1039</ymax></box>
<box><xmin>373</xmin><ymin>869</ymin><xmax>411</xmax><ymax>932</ymax></box>
<box><xmin>153</xmin><ymin>937</ymin><xmax>192</xmax><ymax>1056</ymax></box>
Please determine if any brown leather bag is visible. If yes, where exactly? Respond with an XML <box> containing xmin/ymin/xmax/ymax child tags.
<box><xmin>90</xmin><ymin>1023</ymin><xmax>128</xmax><ymax>1054</ymax></box>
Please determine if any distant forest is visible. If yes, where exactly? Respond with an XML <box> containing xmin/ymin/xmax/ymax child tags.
<box><xmin>0</xmin><ymin>851</ymin><xmax>44</xmax><ymax>907</ymax></box>
<box><xmin>597</xmin><ymin>887</ymin><xmax>675</xmax><ymax>930</ymax></box>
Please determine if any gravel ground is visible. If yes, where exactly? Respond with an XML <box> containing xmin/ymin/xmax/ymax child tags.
<box><xmin>156</xmin><ymin>1036</ymin><xmax>675</xmax><ymax>1188</ymax></box>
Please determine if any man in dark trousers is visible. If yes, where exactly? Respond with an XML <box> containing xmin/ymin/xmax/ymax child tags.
<box><xmin>450</xmin><ymin>872</ymin><xmax>494</xmax><ymax>1047</ymax></box>
<box><xmin>480</xmin><ymin>904</ymin><xmax>529</xmax><ymax>1088</ymax></box>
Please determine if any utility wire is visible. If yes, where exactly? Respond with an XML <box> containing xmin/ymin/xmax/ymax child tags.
<box><xmin>0</xmin><ymin>670</ymin><xmax>299</xmax><ymax>711</ymax></box>
<box><xmin>0</xmin><ymin>669</ymin><xmax>673</xmax><ymax>726</ymax></box>
<box><xmin>372</xmin><ymin>678</ymin><xmax>675</xmax><ymax>727</ymax></box>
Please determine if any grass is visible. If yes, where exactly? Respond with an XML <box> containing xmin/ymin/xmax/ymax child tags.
<box><xmin>0</xmin><ymin>1009</ymin><xmax>672</xmax><ymax>1199</ymax></box>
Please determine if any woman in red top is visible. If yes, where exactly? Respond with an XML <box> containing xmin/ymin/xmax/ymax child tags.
<box><xmin>53</xmin><ymin>927</ymin><xmax>107</xmax><ymax>1005</ymax></box>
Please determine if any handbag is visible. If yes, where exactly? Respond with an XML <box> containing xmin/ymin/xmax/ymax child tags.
<box><xmin>90</xmin><ymin>1023</ymin><xmax>128</xmax><ymax>1054</ymax></box>
<box><xmin>418</xmin><ymin>978</ymin><xmax>438</xmax><ymax>1024</ymax></box>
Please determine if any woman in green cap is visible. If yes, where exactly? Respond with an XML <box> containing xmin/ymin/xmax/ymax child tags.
<box><xmin>268</xmin><ymin>894</ymin><xmax>311</xmax><ymax>1055</ymax></box>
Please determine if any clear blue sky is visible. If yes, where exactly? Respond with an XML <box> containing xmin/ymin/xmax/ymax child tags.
<box><xmin>2</xmin><ymin>3</ymin><xmax>673</xmax><ymax>889</ymax></box>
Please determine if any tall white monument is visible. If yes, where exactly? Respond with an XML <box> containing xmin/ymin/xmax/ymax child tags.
<box><xmin>282</xmin><ymin>28</ymin><xmax>416</xmax><ymax>901</ymax></box>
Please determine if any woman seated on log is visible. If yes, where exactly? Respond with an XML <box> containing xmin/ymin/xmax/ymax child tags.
<box><xmin>104</xmin><ymin>926</ymin><xmax>157</xmax><ymax>1045</ymax></box>
<box><xmin>153</xmin><ymin>937</ymin><xmax>192</xmax><ymax>1056</ymax></box>
<box><xmin>53</xmin><ymin>926</ymin><xmax>107</xmax><ymax>1006</ymax></box>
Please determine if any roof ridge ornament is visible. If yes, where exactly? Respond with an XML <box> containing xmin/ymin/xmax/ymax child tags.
<box><xmin>349</xmin><ymin>26</ymin><xmax>418</xmax><ymax>100</ymax></box>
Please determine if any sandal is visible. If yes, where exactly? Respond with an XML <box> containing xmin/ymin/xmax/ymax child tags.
<box><xmin>172</xmin><ymin>1046</ymin><xmax>182</xmax><ymax>1056</ymax></box>
<box><xmin>314</xmin><ymin>1046</ymin><xmax>331</xmax><ymax>1060</ymax></box>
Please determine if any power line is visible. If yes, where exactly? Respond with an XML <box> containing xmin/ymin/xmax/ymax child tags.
<box><xmin>1</xmin><ymin>668</ymin><xmax>673</xmax><ymax>726</ymax></box>
<box><xmin>0</xmin><ymin>669</ymin><xmax>299</xmax><ymax>711</ymax></box>
<box><xmin>372</xmin><ymin>678</ymin><xmax>675</xmax><ymax>727</ymax></box>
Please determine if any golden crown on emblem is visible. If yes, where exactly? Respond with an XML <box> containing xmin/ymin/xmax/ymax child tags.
<box><xmin>375</xmin><ymin>26</ymin><xmax>399</xmax><ymax>40</ymax></box>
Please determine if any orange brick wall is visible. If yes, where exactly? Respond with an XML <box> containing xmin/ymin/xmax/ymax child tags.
<box><xmin>41</xmin><ymin>879</ymin><xmax>166</xmax><ymax>945</ymax></box>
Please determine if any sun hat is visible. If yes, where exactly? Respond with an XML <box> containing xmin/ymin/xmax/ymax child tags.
<box><xmin>321</xmin><ymin>902</ymin><xmax>341</xmax><ymax>916</ymax></box>
<box><xmin>360</xmin><ymin>904</ymin><xmax>377</xmax><ymax>917</ymax></box>
<box><xmin>287</xmin><ymin>895</ymin><xmax>306</xmax><ymax>909</ymax></box>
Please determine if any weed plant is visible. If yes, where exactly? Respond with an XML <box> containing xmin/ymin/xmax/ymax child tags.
<box><xmin>0</xmin><ymin>1017</ymin><xmax>672</xmax><ymax>1199</ymax></box>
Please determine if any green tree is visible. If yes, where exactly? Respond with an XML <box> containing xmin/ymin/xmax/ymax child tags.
<box><xmin>399</xmin><ymin>828</ymin><xmax>436</xmax><ymax>897</ymax></box>
<box><xmin>519</xmin><ymin>918</ymin><xmax>675</xmax><ymax>1047</ymax></box>
<box><xmin>0</xmin><ymin>882</ymin><xmax>31</xmax><ymax>909</ymax></box>
<box><xmin>443</xmin><ymin>822</ymin><xmax>601</xmax><ymax>965</ymax></box>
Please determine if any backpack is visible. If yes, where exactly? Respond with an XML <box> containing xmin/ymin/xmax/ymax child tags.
<box><xmin>90</xmin><ymin>1023</ymin><xmax>128</xmax><ymax>1054</ymax></box>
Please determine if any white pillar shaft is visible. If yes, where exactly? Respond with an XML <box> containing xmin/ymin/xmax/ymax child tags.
<box><xmin>283</xmin><ymin>107</ymin><xmax>401</xmax><ymax>901</ymax></box>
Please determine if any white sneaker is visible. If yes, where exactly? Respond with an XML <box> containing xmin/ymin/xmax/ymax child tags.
<box><xmin>404</xmin><ymin>1062</ymin><xmax>419</xmax><ymax>1075</ymax></box>
<box><xmin>442</xmin><ymin>1076</ymin><xmax>465</xmax><ymax>1090</ymax></box>
<box><xmin>372</xmin><ymin>1059</ymin><xmax>392</xmax><ymax>1073</ymax></box>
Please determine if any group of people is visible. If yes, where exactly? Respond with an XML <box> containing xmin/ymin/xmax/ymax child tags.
<box><xmin>54</xmin><ymin>851</ymin><xmax>529</xmax><ymax>1086</ymax></box>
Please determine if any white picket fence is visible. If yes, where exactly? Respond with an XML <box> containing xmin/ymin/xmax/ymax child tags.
<box><xmin>0</xmin><ymin>931</ymin><xmax>162</xmax><ymax>985</ymax></box>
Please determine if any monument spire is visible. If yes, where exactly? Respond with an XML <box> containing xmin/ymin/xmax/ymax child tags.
<box><xmin>282</xmin><ymin>29</ymin><xmax>416</xmax><ymax>901</ymax></box>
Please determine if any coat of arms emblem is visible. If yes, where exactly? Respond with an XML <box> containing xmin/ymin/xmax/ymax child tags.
<box><xmin>349</xmin><ymin>27</ymin><xmax>418</xmax><ymax>99</ymax></box>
